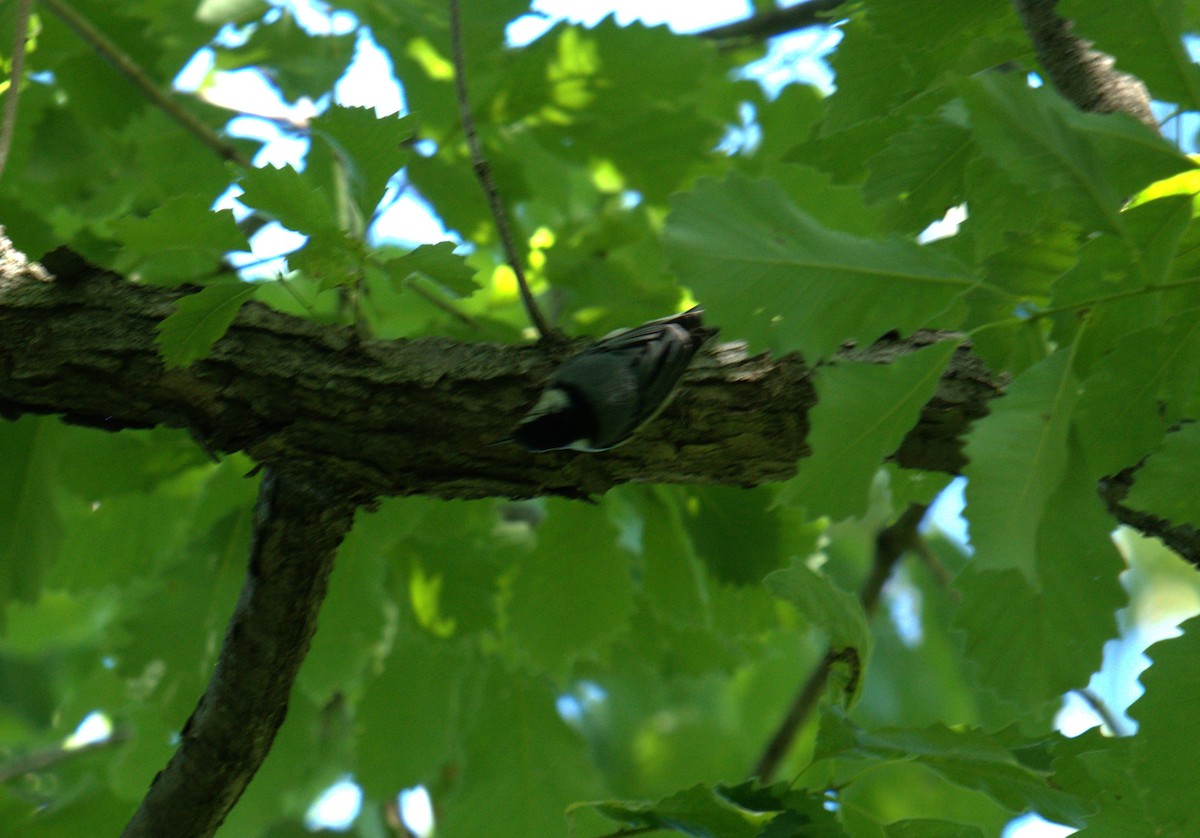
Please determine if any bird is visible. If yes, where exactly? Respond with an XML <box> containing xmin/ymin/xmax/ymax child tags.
<box><xmin>507</xmin><ymin>306</ymin><xmax>711</xmax><ymax>452</ymax></box>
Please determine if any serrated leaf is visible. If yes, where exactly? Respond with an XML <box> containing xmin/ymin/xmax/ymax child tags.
<box><xmin>864</xmin><ymin>119</ymin><xmax>972</xmax><ymax>232</ymax></box>
<box><xmin>505</xmin><ymin>501</ymin><xmax>635</xmax><ymax>675</ymax></box>
<box><xmin>1074</xmin><ymin>309</ymin><xmax>1200</xmax><ymax>477</ymax></box>
<box><xmin>765</xmin><ymin>565</ymin><xmax>871</xmax><ymax>669</ymax></box>
<box><xmin>821</xmin><ymin>721</ymin><xmax>1090</xmax><ymax>828</ymax></box>
<box><xmin>112</xmin><ymin>195</ymin><xmax>249</xmax><ymax>284</ymax></box>
<box><xmin>156</xmin><ymin>282</ymin><xmax>259</xmax><ymax>368</ymax></box>
<box><xmin>309</xmin><ymin>107</ymin><xmax>413</xmax><ymax>220</ymax></box>
<box><xmin>579</xmin><ymin>784</ymin><xmax>770</xmax><ymax>838</ymax></box>
<box><xmin>664</xmin><ymin>174</ymin><xmax>975</xmax><ymax>358</ymax></box>
<box><xmin>958</xmin><ymin>75</ymin><xmax>1125</xmax><ymax>233</ymax></box>
<box><xmin>113</xmin><ymin>195</ymin><xmax>247</xmax><ymax>271</ymax></box>
<box><xmin>238</xmin><ymin>164</ymin><xmax>338</xmax><ymax>236</ymax></box>
<box><xmin>1125</xmin><ymin>422</ymin><xmax>1200</xmax><ymax>528</ymax></box>
<box><xmin>1127</xmin><ymin>615</ymin><xmax>1200</xmax><ymax>833</ymax></box>
<box><xmin>783</xmin><ymin>340</ymin><xmax>959</xmax><ymax>519</ymax></box>
<box><xmin>963</xmin><ymin>348</ymin><xmax>1079</xmax><ymax>586</ymax></box>
<box><xmin>374</xmin><ymin>241</ymin><xmax>479</xmax><ymax>295</ymax></box>
<box><xmin>956</xmin><ymin>448</ymin><xmax>1123</xmax><ymax>709</ymax></box>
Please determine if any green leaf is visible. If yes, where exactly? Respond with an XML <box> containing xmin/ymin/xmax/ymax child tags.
<box><xmin>237</xmin><ymin>164</ymin><xmax>338</xmax><ymax>236</ymax></box>
<box><xmin>156</xmin><ymin>281</ymin><xmax>259</xmax><ymax>368</ymax></box>
<box><xmin>112</xmin><ymin>195</ymin><xmax>248</xmax><ymax>284</ymax></box>
<box><xmin>505</xmin><ymin>501</ymin><xmax>635</xmax><ymax>674</ymax></box>
<box><xmin>956</xmin><ymin>448</ymin><xmax>1123</xmax><ymax>709</ymax></box>
<box><xmin>579</xmin><ymin>784</ymin><xmax>770</xmax><ymax>838</ymax></box>
<box><xmin>215</xmin><ymin>9</ymin><xmax>355</xmax><ymax>100</ymax></box>
<box><xmin>963</xmin><ymin>347</ymin><xmax>1080</xmax><ymax>586</ymax></box>
<box><xmin>884</xmin><ymin>819</ymin><xmax>985</xmax><ymax>838</ymax></box>
<box><xmin>438</xmin><ymin>669</ymin><xmax>603</xmax><ymax>838</ymax></box>
<box><xmin>0</xmin><ymin>590</ymin><xmax>119</xmax><ymax>655</ymax></box>
<box><xmin>864</xmin><ymin>119</ymin><xmax>973</xmax><ymax>233</ymax></box>
<box><xmin>1127</xmin><ymin>615</ymin><xmax>1200</xmax><ymax>833</ymax></box>
<box><xmin>958</xmin><ymin>74</ymin><xmax>1122</xmax><ymax>232</ymax></box>
<box><xmin>1074</xmin><ymin>309</ymin><xmax>1200</xmax><ymax>477</ymax></box>
<box><xmin>783</xmin><ymin>340</ymin><xmax>959</xmax><ymax>519</ymax></box>
<box><xmin>296</xmin><ymin>513</ymin><xmax>389</xmax><ymax>703</ymax></box>
<box><xmin>682</xmin><ymin>486</ymin><xmax>822</xmax><ymax>586</ymax></box>
<box><xmin>818</xmin><ymin>720</ymin><xmax>1090</xmax><ymax>828</ymax></box>
<box><xmin>764</xmin><ymin>565</ymin><xmax>871</xmax><ymax>681</ymax></box>
<box><xmin>309</xmin><ymin>108</ymin><xmax>413</xmax><ymax>220</ymax></box>
<box><xmin>355</xmin><ymin>635</ymin><xmax>469</xmax><ymax>795</ymax></box>
<box><xmin>1125</xmin><ymin>422</ymin><xmax>1200</xmax><ymax>528</ymax></box>
<box><xmin>374</xmin><ymin>241</ymin><xmax>479</xmax><ymax>296</ymax></box>
<box><xmin>621</xmin><ymin>487</ymin><xmax>710</xmax><ymax>627</ymax></box>
<box><xmin>664</xmin><ymin>174</ymin><xmax>975</xmax><ymax>357</ymax></box>
<box><xmin>0</xmin><ymin>418</ymin><xmax>65</xmax><ymax>608</ymax></box>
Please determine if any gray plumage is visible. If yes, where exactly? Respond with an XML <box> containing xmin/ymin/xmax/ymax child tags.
<box><xmin>511</xmin><ymin>306</ymin><xmax>710</xmax><ymax>452</ymax></box>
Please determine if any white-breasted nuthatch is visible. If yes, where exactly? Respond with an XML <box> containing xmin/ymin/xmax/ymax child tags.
<box><xmin>508</xmin><ymin>306</ymin><xmax>711</xmax><ymax>452</ymax></box>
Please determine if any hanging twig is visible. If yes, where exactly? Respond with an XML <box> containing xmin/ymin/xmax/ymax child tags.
<box><xmin>447</xmin><ymin>0</ymin><xmax>553</xmax><ymax>340</ymax></box>
<box><xmin>1074</xmin><ymin>687</ymin><xmax>1128</xmax><ymax>737</ymax></box>
<box><xmin>752</xmin><ymin>503</ymin><xmax>929</xmax><ymax>782</ymax></box>
<box><xmin>0</xmin><ymin>0</ymin><xmax>34</xmax><ymax>184</ymax></box>
<box><xmin>37</xmin><ymin>0</ymin><xmax>250</xmax><ymax>167</ymax></box>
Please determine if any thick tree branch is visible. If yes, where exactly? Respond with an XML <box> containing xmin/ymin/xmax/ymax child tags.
<box><xmin>0</xmin><ymin>245</ymin><xmax>1001</xmax><ymax>500</ymax></box>
<box><xmin>2</xmin><ymin>241</ymin><xmax>1194</xmax><ymax>566</ymax></box>
<box><xmin>1012</xmin><ymin>0</ymin><xmax>1158</xmax><ymax>128</ymax></box>
<box><xmin>121</xmin><ymin>464</ymin><xmax>358</xmax><ymax>838</ymax></box>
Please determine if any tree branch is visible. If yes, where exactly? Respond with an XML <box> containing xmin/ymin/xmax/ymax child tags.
<box><xmin>447</xmin><ymin>0</ymin><xmax>553</xmax><ymax>340</ymax></box>
<box><xmin>121</xmin><ymin>464</ymin><xmax>359</xmax><ymax>838</ymax></box>
<box><xmin>1012</xmin><ymin>0</ymin><xmax>1158</xmax><ymax>128</ymax></box>
<box><xmin>0</xmin><ymin>243</ymin><xmax>998</xmax><ymax>502</ymax></box>
<box><xmin>2</xmin><ymin>240</ymin><xmax>1194</xmax><ymax>565</ymax></box>
<box><xmin>0</xmin><ymin>0</ymin><xmax>33</xmax><ymax>184</ymax></box>
<box><xmin>752</xmin><ymin>503</ymin><xmax>928</xmax><ymax>782</ymax></box>
<box><xmin>697</xmin><ymin>1</ymin><xmax>846</xmax><ymax>43</ymax></box>
<box><xmin>37</xmin><ymin>0</ymin><xmax>250</xmax><ymax>165</ymax></box>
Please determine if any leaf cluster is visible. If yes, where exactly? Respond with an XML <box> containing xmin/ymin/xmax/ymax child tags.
<box><xmin>4</xmin><ymin>0</ymin><xmax>1200</xmax><ymax>836</ymax></box>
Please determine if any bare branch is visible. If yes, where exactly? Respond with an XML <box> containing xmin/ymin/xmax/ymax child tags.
<box><xmin>121</xmin><ymin>464</ymin><xmax>359</xmax><ymax>838</ymax></box>
<box><xmin>447</xmin><ymin>0</ymin><xmax>553</xmax><ymax>340</ymax></box>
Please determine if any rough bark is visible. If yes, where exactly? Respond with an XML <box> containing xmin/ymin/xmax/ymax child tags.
<box><xmin>1013</xmin><ymin>0</ymin><xmax>1158</xmax><ymax>128</ymax></box>
<box><xmin>0</xmin><ymin>246</ymin><xmax>999</xmax><ymax>502</ymax></box>
<box><xmin>121</xmin><ymin>465</ymin><xmax>357</xmax><ymax>838</ymax></box>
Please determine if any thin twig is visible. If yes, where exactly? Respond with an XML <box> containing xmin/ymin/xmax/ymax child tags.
<box><xmin>0</xmin><ymin>726</ymin><xmax>130</xmax><ymax>784</ymax></box>
<box><xmin>407</xmin><ymin>278</ymin><xmax>481</xmax><ymax>329</ymax></box>
<box><xmin>1074</xmin><ymin>687</ymin><xmax>1128</xmax><ymax>737</ymax></box>
<box><xmin>697</xmin><ymin>0</ymin><xmax>846</xmax><ymax>43</ymax></box>
<box><xmin>37</xmin><ymin>0</ymin><xmax>250</xmax><ymax>167</ymax></box>
<box><xmin>0</xmin><ymin>0</ymin><xmax>34</xmax><ymax>184</ymax></box>
<box><xmin>447</xmin><ymin>0</ymin><xmax>553</xmax><ymax>340</ymax></box>
<box><xmin>752</xmin><ymin>503</ymin><xmax>929</xmax><ymax>782</ymax></box>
